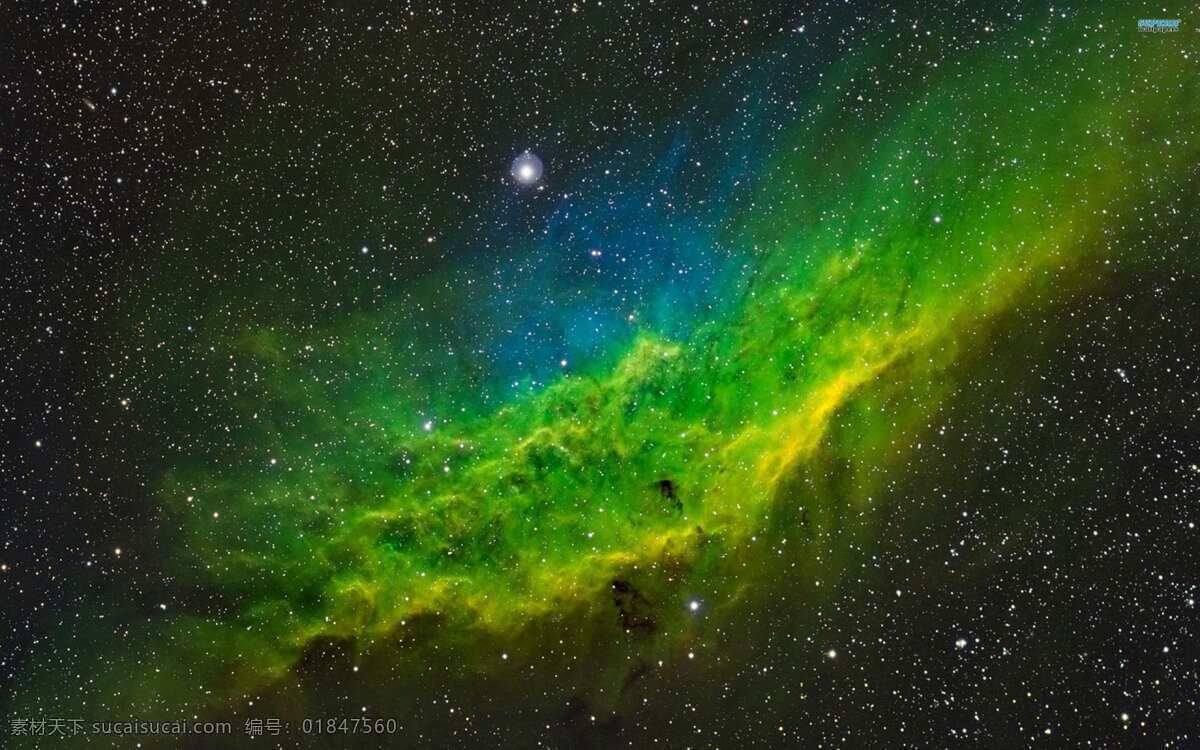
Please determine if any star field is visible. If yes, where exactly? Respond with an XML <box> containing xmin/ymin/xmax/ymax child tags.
<box><xmin>2</xmin><ymin>2</ymin><xmax>1199</xmax><ymax>748</ymax></box>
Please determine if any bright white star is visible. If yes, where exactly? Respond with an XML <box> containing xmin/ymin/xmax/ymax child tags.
<box><xmin>511</xmin><ymin>151</ymin><xmax>543</xmax><ymax>185</ymax></box>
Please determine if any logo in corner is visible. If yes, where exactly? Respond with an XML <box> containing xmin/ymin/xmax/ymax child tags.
<box><xmin>1137</xmin><ymin>18</ymin><xmax>1181</xmax><ymax>33</ymax></box>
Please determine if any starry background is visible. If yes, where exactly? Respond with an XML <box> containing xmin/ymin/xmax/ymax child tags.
<box><xmin>2</xmin><ymin>1</ymin><xmax>1199</xmax><ymax>748</ymax></box>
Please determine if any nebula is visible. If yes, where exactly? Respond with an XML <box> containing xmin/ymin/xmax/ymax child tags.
<box><xmin>8</xmin><ymin>2</ymin><xmax>1199</xmax><ymax>747</ymax></box>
